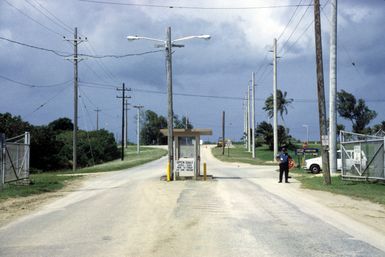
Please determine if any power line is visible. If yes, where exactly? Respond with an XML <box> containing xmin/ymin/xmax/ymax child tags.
<box><xmin>79</xmin><ymin>80</ymin><xmax>266</xmax><ymax>101</ymax></box>
<box><xmin>319</xmin><ymin>6</ymin><xmax>365</xmax><ymax>81</ymax></box>
<box><xmin>79</xmin><ymin>81</ymin><xmax>385</xmax><ymax>104</ymax></box>
<box><xmin>0</xmin><ymin>36</ymin><xmax>163</xmax><ymax>59</ymax></box>
<box><xmin>79</xmin><ymin>86</ymin><xmax>98</xmax><ymax>108</ymax></box>
<box><xmin>24</xmin><ymin>82</ymin><xmax>72</xmax><ymax>116</ymax></box>
<box><xmin>278</xmin><ymin>0</ymin><xmax>313</xmax><ymax>55</ymax></box>
<box><xmin>280</xmin><ymin>0</ymin><xmax>330</xmax><ymax>57</ymax></box>
<box><xmin>85</xmin><ymin>42</ymin><xmax>119</xmax><ymax>83</ymax></box>
<box><xmin>277</xmin><ymin>0</ymin><xmax>304</xmax><ymax>41</ymax></box>
<box><xmin>78</xmin><ymin>0</ymin><xmax>314</xmax><ymax>10</ymax></box>
<box><xmin>3</xmin><ymin>0</ymin><xmax>65</xmax><ymax>37</ymax></box>
<box><xmin>82</xmin><ymin>62</ymin><xmax>113</xmax><ymax>84</ymax></box>
<box><xmin>78</xmin><ymin>50</ymin><xmax>163</xmax><ymax>58</ymax></box>
<box><xmin>0</xmin><ymin>36</ymin><xmax>72</xmax><ymax>57</ymax></box>
<box><xmin>0</xmin><ymin>74</ymin><xmax>72</xmax><ymax>88</ymax></box>
<box><xmin>24</xmin><ymin>0</ymin><xmax>74</xmax><ymax>35</ymax></box>
<box><xmin>29</xmin><ymin>0</ymin><xmax>74</xmax><ymax>32</ymax></box>
<box><xmin>79</xmin><ymin>94</ymin><xmax>96</xmax><ymax>166</ymax></box>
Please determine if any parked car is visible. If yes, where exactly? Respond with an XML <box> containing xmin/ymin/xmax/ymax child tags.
<box><xmin>304</xmin><ymin>149</ymin><xmax>367</xmax><ymax>174</ymax></box>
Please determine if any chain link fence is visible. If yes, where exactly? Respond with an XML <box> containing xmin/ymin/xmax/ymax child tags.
<box><xmin>340</xmin><ymin>131</ymin><xmax>384</xmax><ymax>181</ymax></box>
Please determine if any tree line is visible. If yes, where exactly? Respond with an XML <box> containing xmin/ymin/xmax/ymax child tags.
<box><xmin>0</xmin><ymin>111</ymin><xmax>194</xmax><ymax>172</ymax></box>
<box><xmin>0</xmin><ymin>113</ymin><xmax>119</xmax><ymax>172</ymax></box>
<box><xmin>256</xmin><ymin>88</ymin><xmax>384</xmax><ymax>150</ymax></box>
<box><xmin>139</xmin><ymin>110</ymin><xmax>193</xmax><ymax>145</ymax></box>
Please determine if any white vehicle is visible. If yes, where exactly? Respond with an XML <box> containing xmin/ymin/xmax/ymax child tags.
<box><xmin>304</xmin><ymin>149</ymin><xmax>367</xmax><ymax>174</ymax></box>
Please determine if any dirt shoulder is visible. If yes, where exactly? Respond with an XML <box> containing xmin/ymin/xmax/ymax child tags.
<box><xmin>300</xmin><ymin>187</ymin><xmax>385</xmax><ymax>236</ymax></box>
<box><xmin>0</xmin><ymin>175</ymin><xmax>91</xmax><ymax>228</ymax></box>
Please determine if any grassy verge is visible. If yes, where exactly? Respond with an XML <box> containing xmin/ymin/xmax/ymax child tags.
<box><xmin>0</xmin><ymin>146</ymin><xmax>167</xmax><ymax>201</ymax></box>
<box><xmin>212</xmin><ymin>144</ymin><xmax>385</xmax><ymax>205</ymax></box>
<box><xmin>291</xmin><ymin>169</ymin><xmax>385</xmax><ymax>205</ymax></box>
<box><xmin>0</xmin><ymin>173</ymin><xmax>79</xmax><ymax>201</ymax></box>
<box><xmin>211</xmin><ymin>144</ymin><xmax>275</xmax><ymax>165</ymax></box>
<box><xmin>71</xmin><ymin>146</ymin><xmax>167</xmax><ymax>174</ymax></box>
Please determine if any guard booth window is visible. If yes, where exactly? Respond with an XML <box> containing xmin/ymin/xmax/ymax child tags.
<box><xmin>179</xmin><ymin>136</ymin><xmax>195</xmax><ymax>158</ymax></box>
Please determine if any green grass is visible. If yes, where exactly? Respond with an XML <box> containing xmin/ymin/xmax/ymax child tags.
<box><xmin>0</xmin><ymin>173</ymin><xmax>79</xmax><ymax>201</ymax></box>
<box><xmin>70</xmin><ymin>146</ymin><xmax>167</xmax><ymax>174</ymax></box>
<box><xmin>211</xmin><ymin>144</ymin><xmax>275</xmax><ymax>165</ymax></box>
<box><xmin>212</xmin><ymin>144</ymin><xmax>385</xmax><ymax>205</ymax></box>
<box><xmin>291</xmin><ymin>169</ymin><xmax>385</xmax><ymax>205</ymax></box>
<box><xmin>0</xmin><ymin>146</ymin><xmax>167</xmax><ymax>201</ymax></box>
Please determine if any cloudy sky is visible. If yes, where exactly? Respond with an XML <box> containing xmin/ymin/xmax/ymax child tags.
<box><xmin>0</xmin><ymin>0</ymin><xmax>384</xmax><ymax>143</ymax></box>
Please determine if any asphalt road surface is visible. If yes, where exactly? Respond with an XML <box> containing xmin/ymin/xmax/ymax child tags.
<box><xmin>0</xmin><ymin>146</ymin><xmax>384</xmax><ymax>257</ymax></box>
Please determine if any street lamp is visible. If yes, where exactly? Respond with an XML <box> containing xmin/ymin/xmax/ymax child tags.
<box><xmin>302</xmin><ymin>124</ymin><xmax>309</xmax><ymax>143</ymax></box>
<box><xmin>127</xmin><ymin>27</ymin><xmax>210</xmax><ymax>180</ymax></box>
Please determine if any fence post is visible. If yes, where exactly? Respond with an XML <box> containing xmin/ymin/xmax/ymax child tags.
<box><xmin>0</xmin><ymin>133</ymin><xmax>5</xmax><ymax>189</ymax></box>
<box><xmin>24</xmin><ymin>132</ymin><xmax>30</xmax><ymax>176</ymax></box>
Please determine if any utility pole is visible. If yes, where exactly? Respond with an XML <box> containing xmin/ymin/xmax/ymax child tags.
<box><xmin>133</xmin><ymin>105</ymin><xmax>144</xmax><ymax>154</ymax></box>
<box><xmin>247</xmin><ymin>85</ymin><xmax>251</xmax><ymax>152</ymax></box>
<box><xmin>94</xmin><ymin>108</ymin><xmax>101</xmax><ymax>130</ymax></box>
<box><xmin>222</xmin><ymin>111</ymin><xmax>225</xmax><ymax>155</ymax></box>
<box><xmin>329</xmin><ymin>0</ymin><xmax>338</xmax><ymax>174</ymax></box>
<box><xmin>314</xmin><ymin>0</ymin><xmax>331</xmax><ymax>184</ymax></box>
<box><xmin>243</xmin><ymin>97</ymin><xmax>247</xmax><ymax>149</ymax></box>
<box><xmin>64</xmin><ymin>27</ymin><xmax>86</xmax><ymax>172</ymax></box>
<box><xmin>251</xmin><ymin>72</ymin><xmax>256</xmax><ymax>159</ymax></box>
<box><xmin>117</xmin><ymin>83</ymin><xmax>131</xmax><ymax>161</ymax></box>
<box><xmin>124</xmin><ymin>100</ymin><xmax>130</xmax><ymax>148</ymax></box>
<box><xmin>272</xmin><ymin>38</ymin><xmax>278</xmax><ymax>161</ymax></box>
<box><xmin>73</xmin><ymin>28</ymin><xmax>78</xmax><ymax>172</ymax></box>
<box><xmin>166</xmin><ymin>27</ymin><xmax>175</xmax><ymax>178</ymax></box>
<box><xmin>185</xmin><ymin>113</ymin><xmax>188</xmax><ymax>129</ymax></box>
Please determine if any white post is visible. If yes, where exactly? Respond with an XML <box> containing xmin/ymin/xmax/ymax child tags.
<box><xmin>137</xmin><ymin>108</ymin><xmax>140</xmax><ymax>154</ymax></box>
<box><xmin>24</xmin><ymin>132</ymin><xmax>30</xmax><ymax>175</ymax></box>
<box><xmin>273</xmin><ymin>38</ymin><xmax>278</xmax><ymax>160</ymax></box>
<box><xmin>245</xmin><ymin>95</ymin><xmax>248</xmax><ymax>149</ymax></box>
<box><xmin>133</xmin><ymin>105</ymin><xmax>143</xmax><ymax>154</ymax></box>
<box><xmin>243</xmin><ymin>98</ymin><xmax>247</xmax><ymax>149</ymax></box>
<box><xmin>247</xmin><ymin>86</ymin><xmax>251</xmax><ymax>152</ymax></box>
<box><xmin>252</xmin><ymin>72</ymin><xmax>256</xmax><ymax>159</ymax></box>
<box><xmin>329</xmin><ymin>0</ymin><xmax>338</xmax><ymax>173</ymax></box>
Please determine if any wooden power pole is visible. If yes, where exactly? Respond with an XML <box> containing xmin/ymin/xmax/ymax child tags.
<box><xmin>314</xmin><ymin>0</ymin><xmax>331</xmax><ymax>184</ymax></box>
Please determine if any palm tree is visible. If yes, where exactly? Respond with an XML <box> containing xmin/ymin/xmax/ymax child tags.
<box><xmin>263</xmin><ymin>90</ymin><xmax>293</xmax><ymax>120</ymax></box>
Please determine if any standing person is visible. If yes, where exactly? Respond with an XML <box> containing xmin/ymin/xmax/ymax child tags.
<box><xmin>276</xmin><ymin>147</ymin><xmax>290</xmax><ymax>183</ymax></box>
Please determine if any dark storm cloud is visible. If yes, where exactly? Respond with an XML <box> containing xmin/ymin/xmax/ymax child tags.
<box><xmin>0</xmin><ymin>0</ymin><xmax>384</xmax><ymax>141</ymax></box>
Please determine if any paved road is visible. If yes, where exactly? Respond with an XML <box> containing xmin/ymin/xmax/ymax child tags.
<box><xmin>0</xmin><ymin>146</ymin><xmax>384</xmax><ymax>257</ymax></box>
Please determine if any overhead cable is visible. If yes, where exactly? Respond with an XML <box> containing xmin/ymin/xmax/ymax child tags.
<box><xmin>78</xmin><ymin>0</ymin><xmax>313</xmax><ymax>10</ymax></box>
<box><xmin>0</xmin><ymin>36</ymin><xmax>162</xmax><ymax>58</ymax></box>
<box><xmin>3</xmin><ymin>0</ymin><xmax>65</xmax><ymax>37</ymax></box>
<box><xmin>24</xmin><ymin>0</ymin><xmax>74</xmax><ymax>35</ymax></box>
<box><xmin>0</xmin><ymin>74</ymin><xmax>72</xmax><ymax>88</ymax></box>
<box><xmin>0</xmin><ymin>36</ymin><xmax>72</xmax><ymax>57</ymax></box>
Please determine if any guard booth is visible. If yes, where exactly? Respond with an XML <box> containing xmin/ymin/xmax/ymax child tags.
<box><xmin>161</xmin><ymin>129</ymin><xmax>212</xmax><ymax>180</ymax></box>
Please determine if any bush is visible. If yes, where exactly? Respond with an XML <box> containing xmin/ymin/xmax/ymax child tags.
<box><xmin>256</xmin><ymin>121</ymin><xmax>295</xmax><ymax>150</ymax></box>
<box><xmin>54</xmin><ymin>129</ymin><xmax>120</xmax><ymax>170</ymax></box>
<box><xmin>1</xmin><ymin>114</ymin><xmax>120</xmax><ymax>172</ymax></box>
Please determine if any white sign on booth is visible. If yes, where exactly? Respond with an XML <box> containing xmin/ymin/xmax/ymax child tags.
<box><xmin>175</xmin><ymin>158</ymin><xmax>195</xmax><ymax>172</ymax></box>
